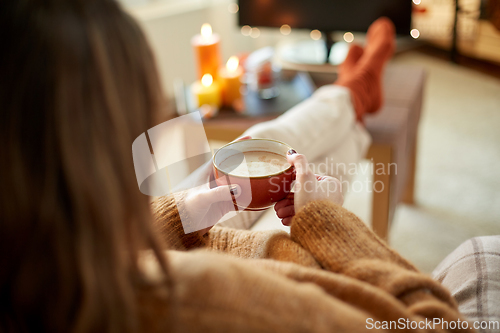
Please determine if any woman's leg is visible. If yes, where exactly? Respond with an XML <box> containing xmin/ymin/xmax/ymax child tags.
<box><xmin>243</xmin><ymin>17</ymin><xmax>395</xmax><ymax>179</ymax></box>
<box><xmin>218</xmin><ymin>18</ymin><xmax>395</xmax><ymax>229</ymax></box>
<box><xmin>243</xmin><ymin>85</ymin><xmax>370</xmax><ymax>172</ymax></box>
<box><xmin>243</xmin><ymin>85</ymin><xmax>362</xmax><ymax>162</ymax></box>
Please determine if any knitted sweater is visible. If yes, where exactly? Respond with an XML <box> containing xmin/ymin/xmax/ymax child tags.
<box><xmin>147</xmin><ymin>194</ymin><xmax>473</xmax><ymax>332</ymax></box>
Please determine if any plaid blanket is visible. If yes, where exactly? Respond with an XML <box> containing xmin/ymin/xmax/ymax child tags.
<box><xmin>433</xmin><ymin>236</ymin><xmax>500</xmax><ymax>333</ymax></box>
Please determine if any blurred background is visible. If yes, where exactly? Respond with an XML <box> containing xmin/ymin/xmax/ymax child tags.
<box><xmin>123</xmin><ymin>0</ymin><xmax>499</xmax><ymax>273</ymax></box>
<box><xmin>121</xmin><ymin>0</ymin><xmax>499</xmax><ymax>97</ymax></box>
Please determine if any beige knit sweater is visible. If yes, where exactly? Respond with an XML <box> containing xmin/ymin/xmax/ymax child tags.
<box><xmin>146</xmin><ymin>193</ymin><xmax>473</xmax><ymax>332</ymax></box>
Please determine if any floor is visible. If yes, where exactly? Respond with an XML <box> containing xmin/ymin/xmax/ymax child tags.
<box><xmin>387</xmin><ymin>51</ymin><xmax>500</xmax><ymax>273</ymax></box>
<box><xmin>249</xmin><ymin>50</ymin><xmax>500</xmax><ymax>274</ymax></box>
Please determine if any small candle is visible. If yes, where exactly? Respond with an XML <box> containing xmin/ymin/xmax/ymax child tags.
<box><xmin>191</xmin><ymin>74</ymin><xmax>221</xmax><ymax>109</ymax></box>
<box><xmin>191</xmin><ymin>24</ymin><xmax>221</xmax><ymax>80</ymax></box>
<box><xmin>218</xmin><ymin>56</ymin><xmax>243</xmax><ymax>108</ymax></box>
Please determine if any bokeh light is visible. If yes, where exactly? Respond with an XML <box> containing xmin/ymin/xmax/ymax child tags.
<box><xmin>228</xmin><ymin>3</ymin><xmax>239</xmax><ymax>13</ymax></box>
<box><xmin>250</xmin><ymin>27</ymin><xmax>261</xmax><ymax>38</ymax></box>
<box><xmin>241</xmin><ymin>25</ymin><xmax>251</xmax><ymax>36</ymax></box>
<box><xmin>310</xmin><ymin>29</ymin><xmax>322</xmax><ymax>40</ymax></box>
<box><xmin>280</xmin><ymin>24</ymin><xmax>291</xmax><ymax>35</ymax></box>
<box><xmin>410</xmin><ymin>28</ymin><xmax>420</xmax><ymax>39</ymax></box>
<box><xmin>343</xmin><ymin>32</ymin><xmax>354</xmax><ymax>43</ymax></box>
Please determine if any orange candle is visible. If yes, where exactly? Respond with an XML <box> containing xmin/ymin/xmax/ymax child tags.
<box><xmin>218</xmin><ymin>56</ymin><xmax>243</xmax><ymax>108</ymax></box>
<box><xmin>191</xmin><ymin>24</ymin><xmax>221</xmax><ymax>80</ymax></box>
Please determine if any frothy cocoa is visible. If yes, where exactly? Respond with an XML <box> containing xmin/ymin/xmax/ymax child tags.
<box><xmin>219</xmin><ymin>151</ymin><xmax>290</xmax><ymax>177</ymax></box>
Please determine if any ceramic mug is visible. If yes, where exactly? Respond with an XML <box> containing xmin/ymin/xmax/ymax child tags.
<box><xmin>213</xmin><ymin>139</ymin><xmax>295</xmax><ymax>211</ymax></box>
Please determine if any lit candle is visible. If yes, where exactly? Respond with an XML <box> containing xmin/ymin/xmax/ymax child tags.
<box><xmin>191</xmin><ymin>74</ymin><xmax>221</xmax><ymax>110</ymax></box>
<box><xmin>191</xmin><ymin>24</ymin><xmax>221</xmax><ymax>80</ymax></box>
<box><xmin>218</xmin><ymin>56</ymin><xmax>244</xmax><ymax>108</ymax></box>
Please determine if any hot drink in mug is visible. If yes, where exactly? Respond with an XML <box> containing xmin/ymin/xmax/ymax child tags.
<box><xmin>213</xmin><ymin>139</ymin><xmax>294</xmax><ymax>211</ymax></box>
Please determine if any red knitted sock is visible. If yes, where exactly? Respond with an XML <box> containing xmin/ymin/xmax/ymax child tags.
<box><xmin>339</xmin><ymin>44</ymin><xmax>364</xmax><ymax>75</ymax></box>
<box><xmin>336</xmin><ymin>17</ymin><xmax>395</xmax><ymax>121</ymax></box>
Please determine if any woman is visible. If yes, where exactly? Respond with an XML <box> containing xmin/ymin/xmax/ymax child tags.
<box><xmin>0</xmin><ymin>0</ymin><xmax>471</xmax><ymax>332</ymax></box>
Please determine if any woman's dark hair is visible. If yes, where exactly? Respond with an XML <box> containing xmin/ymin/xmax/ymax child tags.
<box><xmin>0</xmin><ymin>0</ymin><xmax>171</xmax><ymax>331</ymax></box>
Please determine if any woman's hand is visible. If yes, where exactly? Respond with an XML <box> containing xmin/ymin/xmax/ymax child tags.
<box><xmin>182</xmin><ymin>181</ymin><xmax>241</xmax><ymax>236</ymax></box>
<box><xmin>181</xmin><ymin>136</ymin><xmax>251</xmax><ymax>236</ymax></box>
<box><xmin>274</xmin><ymin>151</ymin><xmax>343</xmax><ymax>226</ymax></box>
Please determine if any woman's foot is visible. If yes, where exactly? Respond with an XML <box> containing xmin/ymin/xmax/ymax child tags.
<box><xmin>339</xmin><ymin>44</ymin><xmax>364</xmax><ymax>75</ymax></box>
<box><xmin>336</xmin><ymin>17</ymin><xmax>395</xmax><ymax>121</ymax></box>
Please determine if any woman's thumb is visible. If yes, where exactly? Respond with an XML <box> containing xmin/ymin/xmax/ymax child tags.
<box><xmin>286</xmin><ymin>152</ymin><xmax>309</xmax><ymax>177</ymax></box>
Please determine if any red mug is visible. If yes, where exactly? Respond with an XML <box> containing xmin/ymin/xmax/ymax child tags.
<box><xmin>213</xmin><ymin>139</ymin><xmax>294</xmax><ymax>211</ymax></box>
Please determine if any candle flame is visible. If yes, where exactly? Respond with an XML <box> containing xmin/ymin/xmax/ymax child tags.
<box><xmin>201</xmin><ymin>23</ymin><xmax>212</xmax><ymax>38</ymax></box>
<box><xmin>226</xmin><ymin>56</ymin><xmax>239</xmax><ymax>72</ymax></box>
<box><xmin>201</xmin><ymin>74</ymin><xmax>213</xmax><ymax>87</ymax></box>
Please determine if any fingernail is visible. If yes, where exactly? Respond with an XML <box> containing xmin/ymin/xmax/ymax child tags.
<box><xmin>287</xmin><ymin>149</ymin><xmax>297</xmax><ymax>155</ymax></box>
<box><xmin>230</xmin><ymin>185</ymin><xmax>239</xmax><ymax>195</ymax></box>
